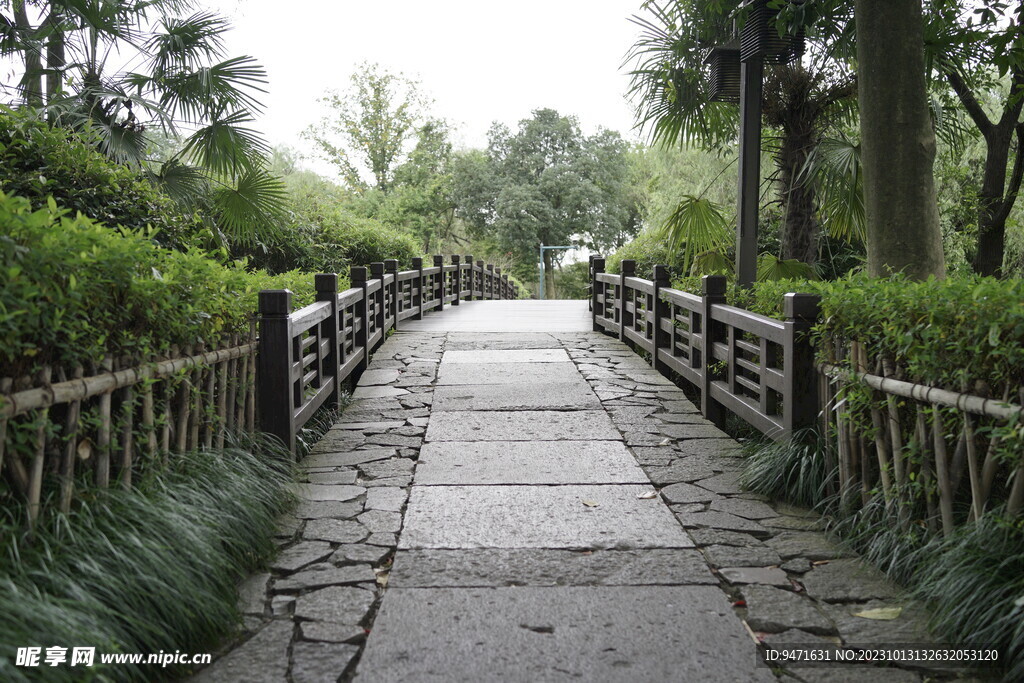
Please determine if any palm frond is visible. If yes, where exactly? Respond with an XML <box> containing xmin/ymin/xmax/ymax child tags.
<box><xmin>799</xmin><ymin>134</ymin><xmax>865</xmax><ymax>243</ymax></box>
<box><xmin>690</xmin><ymin>249</ymin><xmax>734</xmax><ymax>278</ymax></box>
<box><xmin>756</xmin><ymin>253</ymin><xmax>819</xmax><ymax>281</ymax></box>
<box><xmin>157</xmin><ymin>56</ymin><xmax>267</xmax><ymax>122</ymax></box>
<box><xmin>147</xmin><ymin>11</ymin><xmax>228</xmax><ymax>73</ymax></box>
<box><xmin>210</xmin><ymin>167</ymin><xmax>288</xmax><ymax>245</ymax></box>
<box><xmin>179</xmin><ymin>109</ymin><xmax>269</xmax><ymax>177</ymax></box>
<box><xmin>661</xmin><ymin>194</ymin><xmax>732</xmax><ymax>274</ymax></box>
<box><xmin>148</xmin><ymin>159</ymin><xmax>210</xmax><ymax>206</ymax></box>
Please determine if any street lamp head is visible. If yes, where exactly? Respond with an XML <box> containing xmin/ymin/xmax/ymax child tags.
<box><xmin>739</xmin><ymin>0</ymin><xmax>805</xmax><ymax>65</ymax></box>
<box><xmin>705</xmin><ymin>42</ymin><xmax>741</xmax><ymax>103</ymax></box>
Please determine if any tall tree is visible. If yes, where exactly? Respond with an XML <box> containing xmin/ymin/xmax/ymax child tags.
<box><xmin>454</xmin><ymin>108</ymin><xmax>641</xmax><ymax>295</ymax></box>
<box><xmin>856</xmin><ymin>0</ymin><xmax>945</xmax><ymax>279</ymax></box>
<box><xmin>305</xmin><ymin>62</ymin><xmax>428</xmax><ymax>194</ymax></box>
<box><xmin>928</xmin><ymin>0</ymin><xmax>1024</xmax><ymax>276</ymax></box>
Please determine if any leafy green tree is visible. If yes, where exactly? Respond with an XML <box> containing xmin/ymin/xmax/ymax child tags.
<box><xmin>305</xmin><ymin>62</ymin><xmax>428</xmax><ymax>194</ymax></box>
<box><xmin>0</xmin><ymin>0</ymin><xmax>286</xmax><ymax>248</ymax></box>
<box><xmin>453</xmin><ymin>108</ymin><xmax>641</xmax><ymax>295</ymax></box>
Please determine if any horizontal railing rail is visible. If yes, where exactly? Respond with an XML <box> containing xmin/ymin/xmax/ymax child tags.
<box><xmin>258</xmin><ymin>255</ymin><xmax>518</xmax><ymax>452</ymax></box>
<box><xmin>590</xmin><ymin>256</ymin><xmax>819</xmax><ymax>441</ymax></box>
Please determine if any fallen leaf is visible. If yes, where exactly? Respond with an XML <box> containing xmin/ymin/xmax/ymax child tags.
<box><xmin>658</xmin><ymin>438</ymin><xmax>672</xmax><ymax>446</ymax></box>
<box><xmin>811</xmin><ymin>560</ymin><xmax>830</xmax><ymax>566</ymax></box>
<box><xmin>637</xmin><ymin>490</ymin><xmax>658</xmax><ymax>499</ymax></box>
<box><xmin>853</xmin><ymin>607</ymin><xmax>902</xmax><ymax>620</ymax></box>
<box><xmin>375</xmin><ymin>571</ymin><xmax>390</xmax><ymax>588</ymax></box>
<box><xmin>581</xmin><ymin>499</ymin><xmax>599</xmax><ymax>507</ymax></box>
<box><xmin>732</xmin><ymin>600</ymin><xmax>747</xmax><ymax>608</ymax></box>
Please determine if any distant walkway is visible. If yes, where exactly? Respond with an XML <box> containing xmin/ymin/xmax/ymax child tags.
<box><xmin>196</xmin><ymin>301</ymin><xmax>953</xmax><ymax>683</ymax></box>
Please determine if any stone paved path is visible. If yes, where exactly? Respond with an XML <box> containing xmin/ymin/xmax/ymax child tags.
<box><xmin>193</xmin><ymin>302</ymin><xmax>969</xmax><ymax>683</ymax></box>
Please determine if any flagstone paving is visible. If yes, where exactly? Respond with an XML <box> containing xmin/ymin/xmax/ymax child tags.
<box><xmin>192</xmin><ymin>302</ymin><xmax>976</xmax><ymax>683</ymax></box>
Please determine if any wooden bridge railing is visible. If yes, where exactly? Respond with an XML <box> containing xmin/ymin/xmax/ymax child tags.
<box><xmin>591</xmin><ymin>257</ymin><xmax>819</xmax><ymax>441</ymax></box>
<box><xmin>0</xmin><ymin>254</ymin><xmax>516</xmax><ymax>528</ymax></box>
<box><xmin>590</xmin><ymin>255</ymin><xmax>1024</xmax><ymax>532</ymax></box>
<box><xmin>258</xmin><ymin>255</ymin><xmax>518</xmax><ymax>452</ymax></box>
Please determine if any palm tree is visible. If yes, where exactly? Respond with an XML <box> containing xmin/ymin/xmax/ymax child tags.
<box><xmin>1</xmin><ymin>0</ymin><xmax>286</xmax><ymax>248</ymax></box>
<box><xmin>626</xmin><ymin>0</ymin><xmax>858</xmax><ymax>273</ymax></box>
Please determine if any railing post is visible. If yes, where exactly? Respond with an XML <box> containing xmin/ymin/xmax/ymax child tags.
<box><xmin>619</xmin><ymin>259</ymin><xmax>636</xmax><ymax>343</ymax></box>
<box><xmin>464</xmin><ymin>255</ymin><xmax>474</xmax><ymax>300</ymax></box>
<box><xmin>494</xmin><ymin>267</ymin><xmax>502</xmax><ymax>299</ymax></box>
<box><xmin>258</xmin><ymin>289</ymin><xmax>296</xmax><ymax>454</ymax></box>
<box><xmin>591</xmin><ymin>256</ymin><xmax>605</xmax><ymax>332</ymax></box>
<box><xmin>412</xmin><ymin>257</ymin><xmax>424</xmax><ymax>320</ymax></box>
<box><xmin>476</xmin><ymin>260</ymin><xmax>484</xmax><ymax>299</ymax></box>
<box><xmin>315</xmin><ymin>274</ymin><xmax>341</xmax><ymax>411</ymax></box>
<box><xmin>486</xmin><ymin>264</ymin><xmax>495</xmax><ymax>299</ymax></box>
<box><xmin>385</xmin><ymin>259</ymin><xmax>399</xmax><ymax>331</ymax></box>
<box><xmin>783</xmin><ymin>293</ymin><xmax>821</xmax><ymax>439</ymax></box>
<box><xmin>433</xmin><ymin>255</ymin><xmax>445</xmax><ymax>312</ymax></box>
<box><xmin>351</xmin><ymin>266</ymin><xmax>370</xmax><ymax>371</ymax></box>
<box><xmin>588</xmin><ymin>255</ymin><xmax>595</xmax><ymax>312</ymax></box>
<box><xmin>701</xmin><ymin>275</ymin><xmax>728</xmax><ymax>429</ymax></box>
<box><xmin>501</xmin><ymin>273</ymin><xmax>509</xmax><ymax>299</ymax></box>
<box><xmin>451</xmin><ymin>255</ymin><xmax>461</xmax><ymax>306</ymax></box>
<box><xmin>370</xmin><ymin>262</ymin><xmax>386</xmax><ymax>348</ymax></box>
<box><xmin>652</xmin><ymin>265</ymin><xmax>670</xmax><ymax>374</ymax></box>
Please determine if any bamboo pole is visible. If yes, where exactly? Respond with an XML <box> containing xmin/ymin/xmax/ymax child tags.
<box><xmin>96</xmin><ymin>356</ymin><xmax>113</xmax><ymax>488</ymax></box>
<box><xmin>27</xmin><ymin>366</ymin><xmax>51</xmax><ymax>530</ymax></box>
<box><xmin>0</xmin><ymin>377</ymin><xmax>12</xmax><ymax>488</ymax></box>
<box><xmin>931</xmin><ymin>406</ymin><xmax>955</xmax><ymax>536</ymax></box>
<box><xmin>59</xmin><ymin>366</ymin><xmax>84</xmax><ymax>514</ymax></box>
<box><xmin>917</xmin><ymin>406</ymin><xmax>938</xmax><ymax>534</ymax></box>
<box><xmin>142</xmin><ymin>357</ymin><xmax>157</xmax><ymax>461</ymax></box>
<box><xmin>176</xmin><ymin>346</ymin><xmax>192</xmax><ymax>453</ymax></box>
<box><xmin>963</xmin><ymin>413</ymin><xmax>984</xmax><ymax>522</ymax></box>
<box><xmin>120</xmin><ymin>384</ymin><xmax>134</xmax><ymax>490</ymax></box>
<box><xmin>204</xmin><ymin>347</ymin><xmax>216</xmax><ymax>450</ymax></box>
<box><xmin>235</xmin><ymin>348</ymin><xmax>248</xmax><ymax>436</ymax></box>
<box><xmin>189</xmin><ymin>346</ymin><xmax>201</xmax><ymax>449</ymax></box>
<box><xmin>216</xmin><ymin>350</ymin><xmax>229</xmax><ymax>449</ymax></box>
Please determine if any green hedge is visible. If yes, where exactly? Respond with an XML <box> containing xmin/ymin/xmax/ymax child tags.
<box><xmin>0</xmin><ymin>192</ymin><xmax>322</xmax><ymax>378</ymax></box>
<box><xmin>0</xmin><ymin>109</ymin><xmax>204</xmax><ymax>250</ymax></box>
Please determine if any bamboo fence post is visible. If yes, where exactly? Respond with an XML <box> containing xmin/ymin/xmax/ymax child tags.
<box><xmin>142</xmin><ymin>360</ymin><xmax>157</xmax><ymax>461</ymax></box>
<box><xmin>27</xmin><ymin>366</ymin><xmax>51</xmax><ymax>529</ymax></box>
<box><xmin>161</xmin><ymin>347</ymin><xmax>176</xmax><ymax>458</ymax></box>
<box><xmin>236</xmin><ymin>345</ymin><xmax>249</xmax><ymax>435</ymax></box>
<box><xmin>97</xmin><ymin>356</ymin><xmax>113</xmax><ymax>488</ymax></box>
<box><xmin>120</xmin><ymin>381</ymin><xmax>134</xmax><ymax>490</ymax></box>
<box><xmin>963</xmin><ymin>413</ymin><xmax>984</xmax><ymax>522</ymax></box>
<box><xmin>188</xmin><ymin>347</ymin><xmax>201</xmax><ymax>450</ymax></box>
<box><xmin>931</xmin><ymin>406</ymin><xmax>955</xmax><ymax>536</ymax></box>
<box><xmin>59</xmin><ymin>365</ymin><xmax>84</xmax><ymax>514</ymax></box>
<box><xmin>245</xmin><ymin>322</ymin><xmax>257</xmax><ymax>432</ymax></box>
<box><xmin>204</xmin><ymin>345</ymin><xmax>216</xmax><ymax>450</ymax></box>
<box><xmin>0</xmin><ymin>377</ymin><xmax>11</xmax><ymax>485</ymax></box>
<box><xmin>176</xmin><ymin>345</ymin><xmax>192</xmax><ymax>453</ymax></box>
<box><xmin>916</xmin><ymin>406</ymin><xmax>938</xmax><ymax>534</ymax></box>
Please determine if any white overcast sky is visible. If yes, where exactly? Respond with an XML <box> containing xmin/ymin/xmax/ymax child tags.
<box><xmin>203</xmin><ymin>0</ymin><xmax>647</xmax><ymax>172</ymax></box>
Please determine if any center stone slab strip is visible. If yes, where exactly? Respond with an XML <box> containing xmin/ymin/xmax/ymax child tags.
<box><xmin>424</xmin><ymin>410</ymin><xmax>621</xmax><ymax>442</ymax></box>
<box><xmin>441</xmin><ymin>348</ymin><xmax>570</xmax><ymax>363</ymax></box>
<box><xmin>431</xmin><ymin>382</ymin><xmax>601</xmax><ymax>411</ymax></box>
<box><xmin>415</xmin><ymin>441</ymin><xmax>650</xmax><ymax>486</ymax></box>
<box><xmin>435</xmin><ymin>361</ymin><xmax>586</xmax><ymax>386</ymax></box>
<box><xmin>399</xmin><ymin>485</ymin><xmax>694</xmax><ymax>550</ymax></box>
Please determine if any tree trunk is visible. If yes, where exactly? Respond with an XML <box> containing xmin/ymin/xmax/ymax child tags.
<box><xmin>779</xmin><ymin>119</ymin><xmax>820</xmax><ymax>265</ymax></box>
<box><xmin>855</xmin><ymin>0</ymin><xmax>945</xmax><ymax>280</ymax></box>
<box><xmin>543</xmin><ymin>248</ymin><xmax>556</xmax><ymax>299</ymax></box>
<box><xmin>45</xmin><ymin>10</ymin><xmax>65</xmax><ymax>110</ymax></box>
<box><xmin>13</xmin><ymin>1</ymin><xmax>43</xmax><ymax>106</ymax></box>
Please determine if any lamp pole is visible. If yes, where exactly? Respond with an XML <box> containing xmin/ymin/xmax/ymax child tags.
<box><xmin>736</xmin><ymin>55</ymin><xmax>763</xmax><ymax>287</ymax></box>
<box><xmin>538</xmin><ymin>244</ymin><xmax>574</xmax><ymax>300</ymax></box>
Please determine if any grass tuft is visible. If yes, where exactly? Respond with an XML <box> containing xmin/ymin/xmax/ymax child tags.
<box><xmin>0</xmin><ymin>435</ymin><xmax>296</xmax><ymax>681</ymax></box>
<box><xmin>739</xmin><ymin>428</ymin><xmax>834</xmax><ymax>509</ymax></box>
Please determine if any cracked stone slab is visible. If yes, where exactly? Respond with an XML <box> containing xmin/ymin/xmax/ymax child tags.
<box><xmin>351</xmin><ymin>385</ymin><xmax>410</xmax><ymax>399</ymax></box>
<box><xmin>709</xmin><ymin>497</ymin><xmax>779</xmax><ymax>520</ymax></box>
<box><xmin>364</xmin><ymin>487</ymin><xmax>408</xmax><ymax>512</ymax></box>
<box><xmin>389</xmin><ymin>548</ymin><xmax>716</xmax><ymax>587</ymax></box>
<box><xmin>673</xmin><ymin>510</ymin><xmax>769</xmax><ymax>536</ymax></box>
<box><xmin>357</xmin><ymin>509</ymin><xmax>403</xmax><ymax>533</ymax></box>
<box><xmin>292</xmin><ymin>501</ymin><xmax>363</xmax><ymax>520</ymax></box>
<box><xmin>330</xmin><ymin>543</ymin><xmax>392</xmax><ymax>566</ymax></box>
<box><xmin>703</xmin><ymin>544</ymin><xmax>783</xmax><ymax>568</ymax></box>
<box><xmin>190</xmin><ymin>619</ymin><xmax>292</xmax><ymax>682</ymax></box>
<box><xmin>416</xmin><ymin>441</ymin><xmax>649</xmax><ymax>485</ymax></box>
<box><xmin>271</xmin><ymin>541</ymin><xmax>335</xmax><ymax>573</ymax></box>
<box><xmin>432</xmin><ymin>383</ymin><xmax>601</xmax><ymax>411</ymax></box>
<box><xmin>766</xmin><ymin>532</ymin><xmax>856</xmax><ymax>562</ymax></box>
<box><xmin>303</xmin><ymin>519</ymin><xmax>369</xmax><ymax>544</ymax></box>
<box><xmin>400</xmin><ymin>485</ymin><xmax>693</xmax><ymax>550</ymax></box>
<box><xmin>819</xmin><ymin>600</ymin><xmax>935</xmax><ymax>646</ymax></box>
<box><xmin>356</xmin><ymin>586</ymin><xmax>773</xmax><ymax>683</ymax></box>
<box><xmin>357</xmin><ymin>369</ymin><xmax>402</xmax><ymax>386</ymax></box>
<box><xmin>291</xmin><ymin>484</ymin><xmax>365</xmax><ymax>503</ymax></box>
<box><xmin>291</xmin><ymin>641</ymin><xmax>361</xmax><ymax>683</ymax></box>
<box><xmin>425</xmin><ymin>410</ymin><xmax>621</xmax><ymax>442</ymax></box>
<box><xmin>236</xmin><ymin>573</ymin><xmax>269</xmax><ymax>616</ymax></box>
<box><xmin>301</xmin><ymin>449</ymin><xmax>396</xmax><ymax>470</ymax></box>
<box><xmin>273</xmin><ymin>563</ymin><xmax>377</xmax><ymax>592</ymax></box>
<box><xmin>293</xmin><ymin>585</ymin><xmax>376</xmax><ymax>625</ymax></box>
<box><xmin>741</xmin><ymin>585</ymin><xmax>836</xmax><ymax>636</ymax></box>
<box><xmin>299</xmin><ymin>622</ymin><xmax>366</xmax><ymax>644</ymax></box>
<box><xmin>436</xmin><ymin>362</ymin><xmax>586</xmax><ymax>385</ymax></box>
<box><xmin>719</xmin><ymin>567</ymin><xmax>790</xmax><ymax>586</ymax></box>
<box><xmin>660</xmin><ymin>482</ymin><xmax>718</xmax><ymax>505</ymax></box>
<box><xmin>442</xmin><ymin>349</ymin><xmax>570</xmax><ymax>363</ymax></box>
<box><xmin>799</xmin><ymin>559</ymin><xmax>900</xmax><ymax>602</ymax></box>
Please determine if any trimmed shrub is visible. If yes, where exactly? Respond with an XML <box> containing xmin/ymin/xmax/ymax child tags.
<box><xmin>0</xmin><ymin>192</ymin><xmax>321</xmax><ymax>378</ymax></box>
<box><xmin>0</xmin><ymin>109</ymin><xmax>203</xmax><ymax>249</ymax></box>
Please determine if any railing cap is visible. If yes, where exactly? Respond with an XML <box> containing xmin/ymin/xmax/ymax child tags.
<box><xmin>259</xmin><ymin>289</ymin><xmax>293</xmax><ymax>315</ymax></box>
<box><xmin>314</xmin><ymin>273</ymin><xmax>338</xmax><ymax>292</ymax></box>
<box><xmin>784</xmin><ymin>292</ymin><xmax>821</xmax><ymax>322</ymax></box>
<box><xmin>702</xmin><ymin>274</ymin><xmax>728</xmax><ymax>297</ymax></box>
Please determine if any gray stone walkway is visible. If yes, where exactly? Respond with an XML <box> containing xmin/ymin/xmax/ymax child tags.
<box><xmin>193</xmin><ymin>302</ymin><xmax>968</xmax><ymax>683</ymax></box>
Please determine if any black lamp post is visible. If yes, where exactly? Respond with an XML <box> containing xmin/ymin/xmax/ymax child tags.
<box><xmin>727</xmin><ymin>0</ymin><xmax>805</xmax><ymax>286</ymax></box>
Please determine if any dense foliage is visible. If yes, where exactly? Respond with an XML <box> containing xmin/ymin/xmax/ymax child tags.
<box><xmin>0</xmin><ymin>192</ymin><xmax>319</xmax><ymax>378</ymax></box>
<box><xmin>0</xmin><ymin>110</ymin><xmax>204</xmax><ymax>249</ymax></box>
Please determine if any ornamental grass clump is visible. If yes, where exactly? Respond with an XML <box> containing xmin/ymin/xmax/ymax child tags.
<box><xmin>0</xmin><ymin>436</ymin><xmax>295</xmax><ymax>682</ymax></box>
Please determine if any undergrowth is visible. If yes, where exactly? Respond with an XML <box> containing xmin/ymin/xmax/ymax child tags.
<box><xmin>0</xmin><ymin>433</ymin><xmax>296</xmax><ymax>681</ymax></box>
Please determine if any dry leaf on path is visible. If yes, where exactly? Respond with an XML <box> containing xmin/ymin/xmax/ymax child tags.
<box><xmin>637</xmin><ymin>491</ymin><xmax>658</xmax><ymax>499</ymax></box>
<box><xmin>581</xmin><ymin>499</ymin><xmax>599</xmax><ymax>507</ymax></box>
<box><xmin>853</xmin><ymin>607</ymin><xmax>902</xmax><ymax>620</ymax></box>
